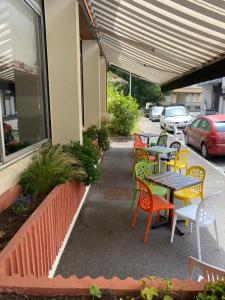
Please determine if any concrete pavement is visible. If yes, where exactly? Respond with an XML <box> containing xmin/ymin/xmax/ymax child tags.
<box><xmin>56</xmin><ymin>121</ymin><xmax>225</xmax><ymax>280</ymax></box>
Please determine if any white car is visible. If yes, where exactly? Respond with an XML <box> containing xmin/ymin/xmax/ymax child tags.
<box><xmin>160</xmin><ymin>106</ymin><xmax>193</xmax><ymax>132</ymax></box>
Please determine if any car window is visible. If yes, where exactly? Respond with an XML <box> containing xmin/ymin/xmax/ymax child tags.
<box><xmin>165</xmin><ymin>107</ymin><xmax>189</xmax><ymax>117</ymax></box>
<box><xmin>191</xmin><ymin>119</ymin><xmax>201</xmax><ymax>128</ymax></box>
<box><xmin>161</xmin><ymin>109</ymin><xmax>165</xmax><ymax>116</ymax></box>
<box><xmin>215</xmin><ymin>121</ymin><xmax>225</xmax><ymax>132</ymax></box>
<box><xmin>152</xmin><ymin>107</ymin><xmax>163</xmax><ymax>113</ymax></box>
<box><xmin>198</xmin><ymin>119</ymin><xmax>211</xmax><ymax>132</ymax></box>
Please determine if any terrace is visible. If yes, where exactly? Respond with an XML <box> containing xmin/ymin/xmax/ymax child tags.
<box><xmin>55</xmin><ymin>128</ymin><xmax>225</xmax><ymax>280</ymax></box>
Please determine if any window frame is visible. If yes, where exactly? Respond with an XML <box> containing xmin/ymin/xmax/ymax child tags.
<box><xmin>0</xmin><ymin>0</ymin><xmax>50</xmax><ymax>165</ymax></box>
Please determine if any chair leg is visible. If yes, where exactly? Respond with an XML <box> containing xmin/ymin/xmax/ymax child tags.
<box><xmin>131</xmin><ymin>188</ymin><xmax>138</xmax><ymax>210</ymax></box>
<box><xmin>144</xmin><ymin>212</ymin><xmax>153</xmax><ymax>243</ymax></box>
<box><xmin>170</xmin><ymin>213</ymin><xmax>177</xmax><ymax>243</ymax></box>
<box><xmin>214</xmin><ymin>220</ymin><xmax>219</xmax><ymax>250</ymax></box>
<box><xmin>196</xmin><ymin>224</ymin><xmax>201</xmax><ymax>261</ymax></box>
<box><xmin>132</xmin><ymin>204</ymin><xmax>139</xmax><ymax>227</ymax></box>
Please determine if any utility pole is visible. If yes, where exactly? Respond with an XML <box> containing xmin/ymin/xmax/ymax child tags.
<box><xmin>129</xmin><ymin>72</ymin><xmax>132</xmax><ymax>96</ymax></box>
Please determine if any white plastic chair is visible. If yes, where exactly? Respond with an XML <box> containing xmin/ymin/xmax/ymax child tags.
<box><xmin>171</xmin><ymin>191</ymin><xmax>222</xmax><ymax>261</ymax></box>
<box><xmin>173</xmin><ymin>125</ymin><xmax>184</xmax><ymax>142</ymax></box>
<box><xmin>188</xmin><ymin>256</ymin><xmax>225</xmax><ymax>282</ymax></box>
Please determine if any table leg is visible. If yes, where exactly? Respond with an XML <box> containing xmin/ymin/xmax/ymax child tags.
<box><xmin>169</xmin><ymin>190</ymin><xmax>184</xmax><ymax>236</ymax></box>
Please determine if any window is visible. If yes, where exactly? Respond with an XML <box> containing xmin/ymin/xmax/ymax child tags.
<box><xmin>198</xmin><ymin>120</ymin><xmax>211</xmax><ymax>132</ymax></box>
<box><xmin>191</xmin><ymin>119</ymin><xmax>201</xmax><ymax>128</ymax></box>
<box><xmin>165</xmin><ymin>107</ymin><xmax>189</xmax><ymax>117</ymax></box>
<box><xmin>215</xmin><ymin>121</ymin><xmax>225</xmax><ymax>132</ymax></box>
<box><xmin>0</xmin><ymin>0</ymin><xmax>49</xmax><ymax>163</ymax></box>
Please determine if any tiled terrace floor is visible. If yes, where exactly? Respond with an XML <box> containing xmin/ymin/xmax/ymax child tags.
<box><xmin>56</xmin><ymin>137</ymin><xmax>225</xmax><ymax>280</ymax></box>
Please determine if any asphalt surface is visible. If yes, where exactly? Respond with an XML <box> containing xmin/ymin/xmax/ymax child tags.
<box><xmin>56</xmin><ymin>120</ymin><xmax>225</xmax><ymax>280</ymax></box>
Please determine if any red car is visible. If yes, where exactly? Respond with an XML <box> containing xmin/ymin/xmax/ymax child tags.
<box><xmin>185</xmin><ymin>114</ymin><xmax>225</xmax><ymax>158</ymax></box>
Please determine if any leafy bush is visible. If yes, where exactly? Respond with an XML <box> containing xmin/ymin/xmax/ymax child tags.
<box><xmin>20</xmin><ymin>144</ymin><xmax>86</xmax><ymax>200</ymax></box>
<box><xmin>197</xmin><ymin>281</ymin><xmax>225</xmax><ymax>300</ymax></box>
<box><xmin>98</xmin><ymin>126</ymin><xmax>110</xmax><ymax>151</ymax></box>
<box><xmin>83</xmin><ymin>124</ymin><xmax>110</xmax><ymax>152</ymax></box>
<box><xmin>83</xmin><ymin>125</ymin><xmax>98</xmax><ymax>141</ymax></box>
<box><xmin>63</xmin><ymin>139</ymin><xmax>100</xmax><ymax>186</ymax></box>
<box><xmin>108</xmin><ymin>85</ymin><xmax>140</xmax><ymax>136</ymax></box>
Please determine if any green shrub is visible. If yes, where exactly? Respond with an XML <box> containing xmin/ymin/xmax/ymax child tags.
<box><xmin>197</xmin><ymin>281</ymin><xmax>225</xmax><ymax>300</ymax></box>
<box><xmin>98</xmin><ymin>127</ymin><xmax>110</xmax><ymax>151</ymax></box>
<box><xmin>83</xmin><ymin>125</ymin><xmax>98</xmax><ymax>141</ymax></box>
<box><xmin>19</xmin><ymin>144</ymin><xmax>86</xmax><ymax>200</ymax></box>
<box><xmin>108</xmin><ymin>86</ymin><xmax>140</xmax><ymax>136</ymax></box>
<box><xmin>63</xmin><ymin>139</ymin><xmax>100</xmax><ymax>186</ymax></box>
<box><xmin>84</xmin><ymin>124</ymin><xmax>110</xmax><ymax>152</ymax></box>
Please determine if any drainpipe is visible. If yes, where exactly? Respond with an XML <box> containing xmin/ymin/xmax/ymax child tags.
<box><xmin>129</xmin><ymin>72</ymin><xmax>132</xmax><ymax>96</ymax></box>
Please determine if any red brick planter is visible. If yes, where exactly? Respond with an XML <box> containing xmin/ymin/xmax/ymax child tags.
<box><xmin>0</xmin><ymin>182</ymin><xmax>85</xmax><ymax>277</ymax></box>
<box><xmin>0</xmin><ymin>182</ymin><xmax>205</xmax><ymax>298</ymax></box>
<box><xmin>0</xmin><ymin>185</ymin><xmax>22</xmax><ymax>214</ymax></box>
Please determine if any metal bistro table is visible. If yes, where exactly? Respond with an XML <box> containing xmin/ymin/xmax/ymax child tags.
<box><xmin>138</xmin><ymin>132</ymin><xmax>159</xmax><ymax>145</ymax></box>
<box><xmin>145</xmin><ymin>172</ymin><xmax>202</xmax><ymax>236</ymax></box>
<box><xmin>147</xmin><ymin>145</ymin><xmax>177</xmax><ymax>172</ymax></box>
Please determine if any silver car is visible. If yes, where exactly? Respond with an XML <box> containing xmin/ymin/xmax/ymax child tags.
<box><xmin>149</xmin><ymin>106</ymin><xmax>164</xmax><ymax>121</ymax></box>
<box><xmin>160</xmin><ymin>106</ymin><xmax>193</xmax><ymax>131</ymax></box>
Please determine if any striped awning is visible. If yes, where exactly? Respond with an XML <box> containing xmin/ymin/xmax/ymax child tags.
<box><xmin>88</xmin><ymin>0</ymin><xmax>225</xmax><ymax>86</ymax></box>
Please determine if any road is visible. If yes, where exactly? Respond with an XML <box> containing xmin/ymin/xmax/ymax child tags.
<box><xmin>139</xmin><ymin>116</ymin><xmax>225</xmax><ymax>174</ymax></box>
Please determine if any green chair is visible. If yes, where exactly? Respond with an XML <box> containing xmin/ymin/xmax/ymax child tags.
<box><xmin>150</xmin><ymin>132</ymin><xmax>168</xmax><ymax>147</ymax></box>
<box><xmin>131</xmin><ymin>161</ymin><xmax>168</xmax><ymax>210</ymax></box>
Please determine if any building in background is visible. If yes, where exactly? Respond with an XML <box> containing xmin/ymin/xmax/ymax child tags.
<box><xmin>165</xmin><ymin>85</ymin><xmax>203</xmax><ymax>114</ymax></box>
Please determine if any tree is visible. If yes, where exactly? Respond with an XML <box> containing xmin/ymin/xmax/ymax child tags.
<box><xmin>108</xmin><ymin>65</ymin><xmax>167</xmax><ymax>107</ymax></box>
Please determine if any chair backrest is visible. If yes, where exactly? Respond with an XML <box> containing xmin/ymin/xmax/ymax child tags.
<box><xmin>174</xmin><ymin>149</ymin><xmax>190</xmax><ymax>167</ymax></box>
<box><xmin>135</xmin><ymin>161</ymin><xmax>152</xmax><ymax>181</ymax></box>
<box><xmin>188</xmin><ymin>256</ymin><xmax>225</xmax><ymax>282</ymax></box>
<box><xmin>137</xmin><ymin>178</ymin><xmax>153</xmax><ymax>211</ymax></box>
<box><xmin>196</xmin><ymin>191</ymin><xmax>222</xmax><ymax>226</ymax></box>
<box><xmin>134</xmin><ymin>133</ymin><xmax>141</xmax><ymax>143</ymax></box>
<box><xmin>186</xmin><ymin>166</ymin><xmax>206</xmax><ymax>195</ymax></box>
<box><xmin>157</xmin><ymin>133</ymin><xmax>168</xmax><ymax>147</ymax></box>
<box><xmin>169</xmin><ymin>141</ymin><xmax>181</xmax><ymax>152</ymax></box>
<box><xmin>135</xmin><ymin>148</ymin><xmax>149</xmax><ymax>162</ymax></box>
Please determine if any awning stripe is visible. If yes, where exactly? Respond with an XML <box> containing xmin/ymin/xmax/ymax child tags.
<box><xmin>88</xmin><ymin>0</ymin><xmax>225</xmax><ymax>85</ymax></box>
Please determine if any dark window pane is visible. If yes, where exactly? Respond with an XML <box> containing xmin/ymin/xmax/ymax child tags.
<box><xmin>0</xmin><ymin>0</ymin><xmax>47</xmax><ymax>158</ymax></box>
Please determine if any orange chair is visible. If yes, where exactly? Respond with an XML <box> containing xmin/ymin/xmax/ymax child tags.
<box><xmin>133</xmin><ymin>133</ymin><xmax>148</xmax><ymax>149</ymax></box>
<box><xmin>132</xmin><ymin>178</ymin><xmax>174</xmax><ymax>243</ymax></box>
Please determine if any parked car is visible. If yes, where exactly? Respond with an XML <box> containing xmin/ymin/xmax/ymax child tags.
<box><xmin>143</xmin><ymin>107</ymin><xmax>150</xmax><ymax>117</ymax></box>
<box><xmin>185</xmin><ymin>114</ymin><xmax>225</xmax><ymax>158</ymax></box>
<box><xmin>160</xmin><ymin>106</ymin><xmax>193</xmax><ymax>131</ymax></box>
<box><xmin>149</xmin><ymin>106</ymin><xmax>164</xmax><ymax>121</ymax></box>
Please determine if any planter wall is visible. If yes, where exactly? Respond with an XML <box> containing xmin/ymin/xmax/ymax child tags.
<box><xmin>0</xmin><ymin>185</ymin><xmax>22</xmax><ymax>214</ymax></box>
<box><xmin>0</xmin><ymin>182</ymin><xmax>85</xmax><ymax>277</ymax></box>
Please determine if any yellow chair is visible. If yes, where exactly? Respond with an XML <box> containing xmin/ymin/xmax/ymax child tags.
<box><xmin>174</xmin><ymin>166</ymin><xmax>206</xmax><ymax>206</ymax></box>
<box><xmin>163</xmin><ymin>149</ymin><xmax>190</xmax><ymax>173</ymax></box>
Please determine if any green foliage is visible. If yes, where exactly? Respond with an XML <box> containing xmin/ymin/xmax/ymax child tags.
<box><xmin>196</xmin><ymin>281</ymin><xmax>225</xmax><ymax>300</ymax></box>
<box><xmin>84</xmin><ymin>125</ymin><xmax>110</xmax><ymax>152</ymax></box>
<box><xmin>84</xmin><ymin>125</ymin><xmax>99</xmax><ymax>141</ymax></box>
<box><xmin>11</xmin><ymin>194</ymin><xmax>32</xmax><ymax>215</ymax></box>
<box><xmin>141</xmin><ymin>287</ymin><xmax>159</xmax><ymax>300</ymax></box>
<box><xmin>89</xmin><ymin>285</ymin><xmax>102</xmax><ymax>299</ymax></box>
<box><xmin>19</xmin><ymin>144</ymin><xmax>86</xmax><ymax>200</ymax></box>
<box><xmin>108</xmin><ymin>85</ymin><xmax>140</xmax><ymax>136</ymax></box>
<box><xmin>98</xmin><ymin>126</ymin><xmax>110</xmax><ymax>151</ymax></box>
<box><xmin>108</xmin><ymin>66</ymin><xmax>167</xmax><ymax>107</ymax></box>
<box><xmin>63</xmin><ymin>139</ymin><xmax>100</xmax><ymax>186</ymax></box>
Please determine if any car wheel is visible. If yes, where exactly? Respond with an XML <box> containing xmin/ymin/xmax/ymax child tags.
<box><xmin>201</xmin><ymin>143</ymin><xmax>210</xmax><ymax>159</ymax></box>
